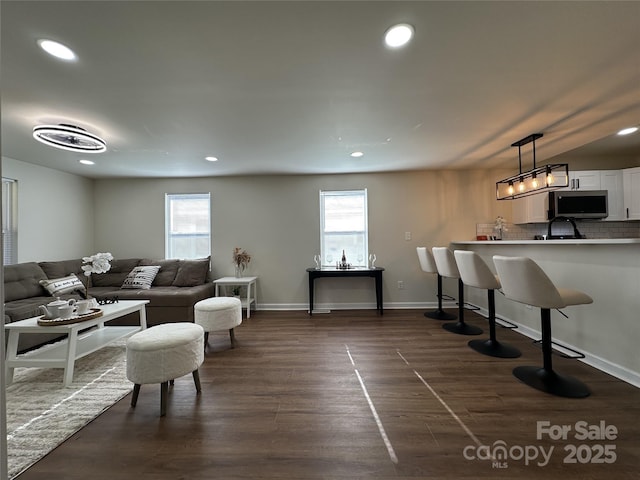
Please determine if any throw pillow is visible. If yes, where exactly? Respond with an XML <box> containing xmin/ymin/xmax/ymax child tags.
<box><xmin>40</xmin><ymin>274</ymin><xmax>85</xmax><ymax>296</ymax></box>
<box><xmin>172</xmin><ymin>256</ymin><xmax>210</xmax><ymax>287</ymax></box>
<box><xmin>121</xmin><ymin>265</ymin><xmax>161</xmax><ymax>290</ymax></box>
<box><xmin>139</xmin><ymin>258</ymin><xmax>180</xmax><ymax>286</ymax></box>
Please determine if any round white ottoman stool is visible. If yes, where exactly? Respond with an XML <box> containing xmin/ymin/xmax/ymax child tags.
<box><xmin>194</xmin><ymin>297</ymin><xmax>242</xmax><ymax>351</ymax></box>
<box><xmin>126</xmin><ymin>322</ymin><xmax>204</xmax><ymax>416</ymax></box>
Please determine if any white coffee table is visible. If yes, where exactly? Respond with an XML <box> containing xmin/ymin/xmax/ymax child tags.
<box><xmin>4</xmin><ymin>299</ymin><xmax>148</xmax><ymax>387</ymax></box>
<box><xmin>213</xmin><ymin>276</ymin><xmax>258</xmax><ymax>318</ymax></box>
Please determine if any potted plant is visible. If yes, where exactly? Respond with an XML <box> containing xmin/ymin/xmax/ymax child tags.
<box><xmin>232</xmin><ymin>247</ymin><xmax>251</xmax><ymax>277</ymax></box>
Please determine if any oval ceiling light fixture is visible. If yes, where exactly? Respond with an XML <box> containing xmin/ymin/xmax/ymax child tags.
<box><xmin>384</xmin><ymin>23</ymin><xmax>414</xmax><ymax>48</ymax></box>
<box><xmin>617</xmin><ymin>126</ymin><xmax>638</xmax><ymax>136</ymax></box>
<box><xmin>79</xmin><ymin>159</ymin><xmax>95</xmax><ymax>165</ymax></box>
<box><xmin>37</xmin><ymin>39</ymin><xmax>77</xmax><ymax>61</ymax></box>
<box><xmin>33</xmin><ymin>124</ymin><xmax>107</xmax><ymax>153</ymax></box>
<box><xmin>205</xmin><ymin>156</ymin><xmax>218</xmax><ymax>162</ymax></box>
<box><xmin>350</xmin><ymin>151</ymin><xmax>364</xmax><ymax>158</ymax></box>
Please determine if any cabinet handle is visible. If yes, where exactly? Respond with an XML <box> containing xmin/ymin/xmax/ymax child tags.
<box><xmin>576</xmin><ymin>179</ymin><xmax>580</xmax><ymax>190</ymax></box>
<box><xmin>571</xmin><ymin>179</ymin><xmax>575</xmax><ymax>190</ymax></box>
<box><xmin>627</xmin><ymin>207</ymin><xmax>630</xmax><ymax>219</ymax></box>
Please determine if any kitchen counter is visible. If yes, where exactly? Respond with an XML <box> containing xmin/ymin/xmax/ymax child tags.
<box><xmin>451</xmin><ymin>239</ymin><xmax>640</xmax><ymax>387</ymax></box>
<box><xmin>455</xmin><ymin>238</ymin><xmax>640</xmax><ymax>245</ymax></box>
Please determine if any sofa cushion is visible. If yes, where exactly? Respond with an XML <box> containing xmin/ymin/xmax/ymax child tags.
<box><xmin>3</xmin><ymin>292</ymin><xmax>82</xmax><ymax>323</ymax></box>
<box><xmin>122</xmin><ymin>265</ymin><xmax>161</xmax><ymax>290</ymax></box>
<box><xmin>139</xmin><ymin>258</ymin><xmax>179</xmax><ymax>286</ymax></box>
<box><xmin>3</xmin><ymin>262</ymin><xmax>48</xmax><ymax>302</ymax></box>
<box><xmin>93</xmin><ymin>285</ymin><xmax>216</xmax><ymax>307</ymax></box>
<box><xmin>172</xmin><ymin>257</ymin><xmax>210</xmax><ymax>287</ymax></box>
<box><xmin>40</xmin><ymin>274</ymin><xmax>85</xmax><ymax>296</ymax></box>
<box><xmin>39</xmin><ymin>259</ymin><xmax>87</xmax><ymax>287</ymax></box>
<box><xmin>91</xmin><ymin>258</ymin><xmax>140</xmax><ymax>287</ymax></box>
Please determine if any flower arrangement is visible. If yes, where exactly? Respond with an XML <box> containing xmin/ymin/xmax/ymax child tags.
<box><xmin>79</xmin><ymin>252</ymin><xmax>113</xmax><ymax>299</ymax></box>
<box><xmin>493</xmin><ymin>216</ymin><xmax>508</xmax><ymax>239</ymax></box>
<box><xmin>81</xmin><ymin>252</ymin><xmax>114</xmax><ymax>277</ymax></box>
<box><xmin>232</xmin><ymin>247</ymin><xmax>251</xmax><ymax>276</ymax></box>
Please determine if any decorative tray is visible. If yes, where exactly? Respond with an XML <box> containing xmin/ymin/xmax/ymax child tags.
<box><xmin>37</xmin><ymin>308</ymin><xmax>103</xmax><ymax>326</ymax></box>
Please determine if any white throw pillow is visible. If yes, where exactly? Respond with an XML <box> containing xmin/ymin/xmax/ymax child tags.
<box><xmin>40</xmin><ymin>274</ymin><xmax>85</xmax><ymax>296</ymax></box>
<box><xmin>121</xmin><ymin>266</ymin><xmax>161</xmax><ymax>290</ymax></box>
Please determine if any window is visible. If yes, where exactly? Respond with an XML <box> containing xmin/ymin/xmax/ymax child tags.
<box><xmin>320</xmin><ymin>189</ymin><xmax>368</xmax><ymax>267</ymax></box>
<box><xmin>165</xmin><ymin>193</ymin><xmax>211</xmax><ymax>259</ymax></box>
<box><xmin>2</xmin><ymin>177</ymin><xmax>18</xmax><ymax>265</ymax></box>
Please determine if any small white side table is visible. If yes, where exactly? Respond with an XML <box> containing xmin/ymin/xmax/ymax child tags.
<box><xmin>213</xmin><ymin>276</ymin><xmax>258</xmax><ymax>318</ymax></box>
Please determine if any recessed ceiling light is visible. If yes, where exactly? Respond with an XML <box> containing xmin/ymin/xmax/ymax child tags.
<box><xmin>37</xmin><ymin>39</ymin><xmax>77</xmax><ymax>61</ymax></box>
<box><xmin>33</xmin><ymin>124</ymin><xmax>106</xmax><ymax>153</ymax></box>
<box><xmin>350</xmin><ymin>151</ymin><xmax>364</xmax><ymax>158</ymax></box>
<box><xmin>384</xmin><ymin>23</ymin><xmax>414</xmax><ymax>48</ymax></box>
<box><xmin>205</xmin><ymin>156</ymin><xmax>218</xmax><ymax>162</ymax></box>
<box><xmin>79</xmin><ymin>159</ymin><xmax>95</xmax><ymax>165</ymax></box>
<box><xmin>617</xmin><ymin>127</ymin><xmax>638</xmax><ymax>136</ymax></box>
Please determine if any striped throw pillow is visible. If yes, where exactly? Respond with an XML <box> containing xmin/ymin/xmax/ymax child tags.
<box><xmin>121</xmin><ymin>266</ymin><xmax>161</xmax><ymax>290</ymax></box>
<box><xmin>40</xmin><ymin>274</ymin><xmax>85</xmax><ymax>296</ymax></box>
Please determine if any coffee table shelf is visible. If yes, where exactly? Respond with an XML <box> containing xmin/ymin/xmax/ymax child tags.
<box><xmin>5</xmin><ymin>300</ymin><xmax>148</xmax><ymax>386</ymax></box>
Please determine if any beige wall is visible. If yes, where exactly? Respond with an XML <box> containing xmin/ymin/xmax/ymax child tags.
<box><xmin>94</xmin><ymin>169</ymin><xmax>511</xmax><ymax>309</ymax></box>
<box><xmin>2</xmin><ymin>157</ymin><xmax>95</xmax><ymax>262</ymax></box>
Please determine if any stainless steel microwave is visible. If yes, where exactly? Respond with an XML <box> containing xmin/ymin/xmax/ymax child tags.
<box><xmin>548</xmin><ymin>190</ymin><xmax>608</xmax><ymax>219</ymax></box>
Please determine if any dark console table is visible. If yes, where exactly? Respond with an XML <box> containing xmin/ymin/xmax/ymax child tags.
<box><xmin>306</xmin><ymin>267</ymin><xmax>385</xmax><ymax>315</ymax></box>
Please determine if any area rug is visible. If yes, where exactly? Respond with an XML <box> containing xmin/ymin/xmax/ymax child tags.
<box><xmin>5</xmin><ymin>340</ymin><xmax>132</xmax><ymax>479</ymax></box>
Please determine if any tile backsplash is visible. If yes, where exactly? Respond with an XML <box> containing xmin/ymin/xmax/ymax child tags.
<box><xmin>476</xmin><ymin>220</ymin><xmax>640</xmax><ymax>240</ymax></box>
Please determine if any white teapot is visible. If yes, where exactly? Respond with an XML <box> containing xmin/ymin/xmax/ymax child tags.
<box><xmin>39</xmin><ymin>297</ymin><xmax>76</xmax><ymax>319</ymax></box>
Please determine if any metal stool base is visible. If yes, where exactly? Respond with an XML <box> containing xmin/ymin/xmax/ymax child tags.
<box><xmin>513</xmin><ymin>365</ymin><xmax>590</xmax><ymax>398</ymax></box>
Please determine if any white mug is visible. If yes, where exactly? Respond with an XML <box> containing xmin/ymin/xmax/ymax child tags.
<box><xmin>75</xmin><ymin>300</ymin><xmax>92</xmax><ymax>315</ymax></box>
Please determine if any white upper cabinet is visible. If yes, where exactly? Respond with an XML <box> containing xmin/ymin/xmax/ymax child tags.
<box><xmin>512</xmin><ymin>192</ymin><xmax>548</xmax><ymax>224</ymax></box>
<box><xmin>563</xmin><ymin>170</ymin><xmax>602</xmax><ymax>191</ymax></box>
<box><xmin>623</xmin><ymin>167</ymin><xmax>640</xmax><ymax>220</ymax></box>
<box><xmin>600</xmin><ymin>170</ymin><xmax>624</xmax><ymax>221</ymax></box>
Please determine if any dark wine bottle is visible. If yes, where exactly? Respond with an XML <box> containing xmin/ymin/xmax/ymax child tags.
<box><xmin>341</xmin><ymin>250</ymin><xmax>347</xmax><ymax>264</ymax></box>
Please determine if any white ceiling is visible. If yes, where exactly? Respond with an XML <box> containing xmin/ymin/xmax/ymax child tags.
<box><xmin>1</xmin><ymin>0</ymin><xmax>639</xmax><ymax>179</ymax></box>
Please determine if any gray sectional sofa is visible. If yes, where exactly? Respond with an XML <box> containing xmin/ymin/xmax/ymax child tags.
<box><xmin>3</xmin><ymin>256</ymin><xmax>216</xmax><ymax>352</ymax></box>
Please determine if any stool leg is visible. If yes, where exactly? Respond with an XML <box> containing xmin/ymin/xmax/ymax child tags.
<box><xmin>160</xmin><ymin>381</ymin><xmax>168</xmax><ymax>416</ymax></box>
<box><xmin>512</xmin><ymin>308</ymin><xmax>590</xmax><ymax>398</ymax></box>
<box><xmin>468</xmin><ymin>290</ymin><xmax>521</xmax><ymax>358</ymax></box>
<box><xmin>229</xmin><ymin>328</ymin><xmax>236</xmax><ymax>348</ymax></box>
<box><xmin>443</xmin><ymin>279</ymin><xmax>483</xmax><ymax>335</ymax></box>
<box><xmin>204</xmin><ymin>331</ymin><xmax>209</xmax><ymax>352</ymax></box>
<box><xmin>131</xmin><ymin>384</ymin><xmax>141</xmax><ymax>407</ymax></box>
<box><xmin>192</xmin><ymin>369</ymin><xmax>202</xmax><ymax>393</ymax></box>
<box><xmin>425</xmin><ymin>274</ymin><xmax>457</xmax><ymax>320</ymax></box>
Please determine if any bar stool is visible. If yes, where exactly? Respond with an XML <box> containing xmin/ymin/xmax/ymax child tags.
<box><xmin>454</xmin><ymin>250</ymin><xmax>521</xmax><ymax>358</ymax></box>
<box><xmin>432</xmin><ymin>247</ymin><xmax>482</xmax><ymax>336</ymax></box>
<box><xmin>416</xmin><ymin>246</ymin><xmax>456</xmax><ymax>320</ymax></box>
<box><xmin>493</xmin><ymin>255</ymin><xmax>592</xmax><ymax>398</ymax></box>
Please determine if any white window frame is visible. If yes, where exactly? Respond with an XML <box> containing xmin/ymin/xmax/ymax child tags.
<box><xmin>2</xmin><ymin>178</ymin><xmax>18</xmax><ymax>265</ymax></box>
<box><xmin>319</xmin><ymin>189</ymin><xmax>368</xmax><ymax>267</ymax></box>
<box><xmin>165</xmin><ymin>193</ymin><xmax>211</xmax><ymax>259</ymax></box>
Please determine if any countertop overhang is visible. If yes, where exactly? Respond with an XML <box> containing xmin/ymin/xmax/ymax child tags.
<box><xmin>452</xmin><ymin>238</ymin><xmax>640</xmax><ymax>245</ymax></box>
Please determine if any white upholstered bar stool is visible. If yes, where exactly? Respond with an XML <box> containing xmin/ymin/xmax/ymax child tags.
<box><xmin>432</xmin><ymin>247</ymin><xmax>483</xmax><ymax>336</ymax></box>
<box><xmin>454</xmin><ymin>250</ymin><xmax>521</xmax><ymax>358</ymax></box>
<box><xmin>493</xmin><ymin>255</ymin><xmax>592</xmax><ymax>398</ymax></box>
<box><xmin>416</xmin><ymin>246</ymin><xmax>456</xmax><ymax>320</ymax></box>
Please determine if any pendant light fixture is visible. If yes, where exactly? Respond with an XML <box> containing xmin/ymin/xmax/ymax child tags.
<box><xmin>496</xmin><ymin>133</ymin><xmax>568</xmax><ymax>200</ymax></box>
<box><xmin>32</xmin><ymin>123</ymin><xmax>107</xmax><ymax>153</ymax></box>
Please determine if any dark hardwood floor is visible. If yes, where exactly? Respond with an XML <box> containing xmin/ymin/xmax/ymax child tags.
<box><xmin>16</xmin><ymin>309</ymin><xmax>640</xmax><ymax>479</ymax></box>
